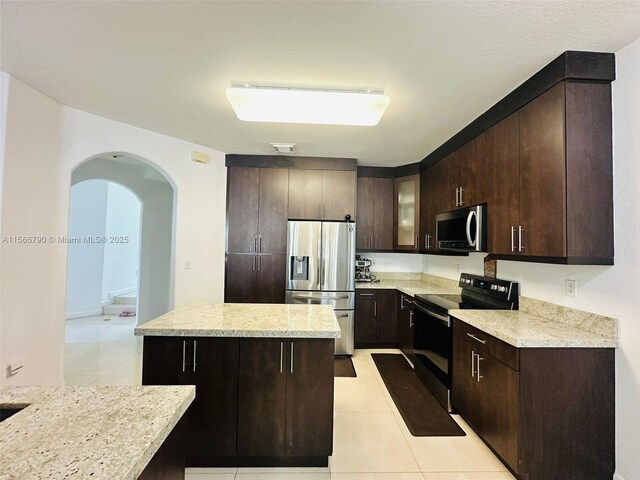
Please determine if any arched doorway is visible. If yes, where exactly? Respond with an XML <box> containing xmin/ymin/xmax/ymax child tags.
<box><xmin>64</xmin><ymin>153</ymin><xmax>175</xmax><ymax>386</ymax></box>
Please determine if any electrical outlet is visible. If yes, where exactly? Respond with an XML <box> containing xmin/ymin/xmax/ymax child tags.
<box><xmin>424</xmin><ymin>260</ymin><xmax>430</xmax><ymax>272</ymax></box>
<box><xmin>185</xmin><ymin>260</ymin><xmax>191</xmax><ymax>270</ymax></box>
<box><xmin>565</xmin><ymin>280</ymin><xmax>577</xmax><ymax>297</ymax></box>
<box><xmin>456</xmin><ymin>264</ymin><xmax>462</xmax><ymax>275</ymax></box>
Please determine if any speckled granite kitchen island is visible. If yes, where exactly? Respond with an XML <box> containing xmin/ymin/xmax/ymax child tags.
<box><xmin>0</xmin><ymin>385</ymin><xmax>194</xmax><ymax>480</ymax></box>
<box><xmin>135</xmin><ymin>303</ymin><xmax>339</xmax><ymax>468</ymax></box>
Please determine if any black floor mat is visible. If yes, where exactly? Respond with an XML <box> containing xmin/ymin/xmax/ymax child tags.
<box><xmin>372</xmin><ymin>353</ymin><xmax>465</xmax><ymax>437</ymax></box>
<box><xmin>334</xmin><ymin>356</ymin><xmax>357</xmax><ymax>377</ymax></box>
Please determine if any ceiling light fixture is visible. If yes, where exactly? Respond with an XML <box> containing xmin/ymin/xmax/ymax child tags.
<box><xmin>226</xmin><ymin>86</ymin><xmax>390</xmax><ymax>126</ymax></box>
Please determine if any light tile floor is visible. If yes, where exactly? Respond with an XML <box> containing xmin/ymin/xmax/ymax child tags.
<box><xmin>64</xmin><ymin>318</ymin><xmax>514</xmax><ymax>480</ymax></box>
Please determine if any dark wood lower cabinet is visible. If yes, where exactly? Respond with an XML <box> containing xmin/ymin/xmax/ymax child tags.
<box><xmin>237</xmin><ymin>338</ymin><xmax>334</xmax><ymax>463</ymax></box>
<box><xmin>142</xmin><ymin>336</ymin><xmax>334</xmax><ymax>469</ymax></box>
<box><xmin>141</xmin><ymin>337</ymin><xmax>240</xmax><ymax>461</ymax></box>
<box><xmin>451</xmin><ymin>319</ymin><xmax>614</xmax><ymax>480</ymax></box>
<box><xmin>355</xmin><ymin>289</ymin><xmax>397</xmax><ymax>347</ymax></box>
<box><xmin>396</xmin><ymin>292</ymin><xmax>414</xmax><ymax>359</ymax></box>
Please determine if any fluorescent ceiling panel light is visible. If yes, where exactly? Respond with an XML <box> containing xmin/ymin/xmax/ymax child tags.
<box><xmin>226</xmin><ymin>87</ymin><xmax>390</xmax><ymax>126</ymax></box>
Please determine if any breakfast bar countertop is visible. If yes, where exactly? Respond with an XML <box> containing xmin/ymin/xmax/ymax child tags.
<box><xmin>0</xmin><ymin>385</ymin><xmax>195</xmax><ymax>480</ymax></box>
<box><xmin>134</xmin><ymin>303</ymin><xmax>341</xmax><ymax>338</ymax></box>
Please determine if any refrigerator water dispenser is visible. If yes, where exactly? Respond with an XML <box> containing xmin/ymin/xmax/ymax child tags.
<box><xmin>291</xmin><ymin>256</ymin><xmax>309</xmax><ymax>280</ymax></box>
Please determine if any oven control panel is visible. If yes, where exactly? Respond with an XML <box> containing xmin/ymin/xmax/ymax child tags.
<box><xmin>459</xmin><ymin>273</ymin><xmax>518</xmax><ymax>302</ymax></box>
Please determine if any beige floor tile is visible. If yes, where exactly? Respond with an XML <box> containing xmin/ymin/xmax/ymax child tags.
<box><xmin>332</xmin><ymin>474</ymin><xmax>424</xmax><ymax>480</ymax></box>
<box><xmin>421</xmin><ymin>473</ymin><xmax>515</xmax><ymax>479</ymax></box>
<box><xmin>350</xmin><ymin>351</ymin><xmax>375</xmax><ymax>378</ymax></box>
<box><xmin>185</xmin><ymin>474</ymin><xmax>235</xmax><ymax>480</ymax></box>
<box><xmin>237</xmin><ymin>468</ymin><xmax>329</xmax><ymax>473</ymax></box>
<box><xmin>334</xmin><ymin>377</ymin><xmax>392</xmax><ymax>413</ymax></box>
<box><xmin>64</xmin><ymin>375</ymin><xmax>99</xmax><ymax>386</ymax></box>
<box><xmin>65</xmin><ymin>351</ymin><xmax>135</xmax><ymax>376</ymax></box>
<box><xmin>236</xmin><ymin>474</ymin><xmax>329</xmax><ymax>480</ymax></box>
<box><xmin>330</xmin><ymin>412</ymin><xmax>420</xmax><ymax>473</ymax></box>
<box><xmin>185</xmin><ymin>468</ymin><xmax>238</xmax><ymax>474</ymax></box>
<box><xmin>392</xmin><ymin>412</ymin><xmax>506</xmax><ymax>473</ymax></box>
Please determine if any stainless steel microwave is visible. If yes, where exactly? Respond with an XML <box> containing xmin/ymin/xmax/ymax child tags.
<box><xmin>436</xmin><ymin>204</ymin><xmax>487</xmax><ymax>252</ymax></box>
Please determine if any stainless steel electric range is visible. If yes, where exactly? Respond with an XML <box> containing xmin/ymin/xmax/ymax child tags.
<box><xmin>411</xmin><ymin>273</ymin><xmax>519</xmax><ymax>412</ymax></box>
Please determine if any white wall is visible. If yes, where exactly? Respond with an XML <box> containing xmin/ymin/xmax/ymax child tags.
<box><xmin>73</xmin><ymin>158</ymin><xmax>173</xmax><ymax>324</ymax></box>
<box><xmin>66</xmin><ymin>180</ymin><xmax>109</xmax><ymax>318</ymax></box>
<box><xmin>101</xmin><ymin>181</ymin><xmax>141</xmax><ymax>301</ymax></box>
<box><xmin>0</xmin><ymin>74</ymin><xmax>227</xmax><ymax>387</ymax></box>
<box><xmin>362</xmin><ymin>252</ymin><xmax>423</xmax><ymax>272</ymax></box>
<box><xmin>0</xmin><ymin>75</ymin><xmax>66</xmax><ymax>386</ymax></box>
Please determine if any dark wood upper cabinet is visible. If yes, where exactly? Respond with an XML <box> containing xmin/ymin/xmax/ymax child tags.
<box><xmin>258</xmin><ymin>168</ymin><xmax>289</xmax><ymax>254</ymax></box>
<box><xmin>227</xmin><ymin>167</ymin><xmax>260</xmax><ymax>254</ymax></box>
<box><xmin>356</xmin><ymin>176</ymin><xmax>393</xmax><ymax>250</ymax></box>
<box><xmin>288</xmin><ymin>169</ymin><xmax>324</xmax><ymax>220</ymax></box>
<box><xmin>393</xmin><ymin>174</ymin><xmax>420</xmax><ymax>251</ymax></box>
<box><xmin>484</xmin><ymin>112</ymin><xmax>520</xmax><ymax>255</ymax></box>
<box><xmin>519</xmin><ymin>82</ymin><xmax>567</xmax><ymax>258</ymax></box>
<box><xmin>288</xmin><ymin>169</ymin><xmax>356</xmax><ymax>221</ymax></box>
<box><xmin>227</xmin><ymin>167</ymin><xmax>288</xmax><ymax>254</ymax></box>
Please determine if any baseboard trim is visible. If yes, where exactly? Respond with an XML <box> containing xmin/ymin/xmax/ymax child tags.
<box><xmin>109</xmin><ymin>286</ymin><xmax>137</xmax><ymax>298</ymax></box>
<box><xmin>66</xmin><ymin>308</ymin><xmax>104</xmax><ymax>320</ymax></box>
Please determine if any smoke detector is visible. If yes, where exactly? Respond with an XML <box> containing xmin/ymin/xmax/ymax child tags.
<box><xmin>271</xmin><ymin>143</ymin><xmax>296</xmax><ymax>154</ymax></box>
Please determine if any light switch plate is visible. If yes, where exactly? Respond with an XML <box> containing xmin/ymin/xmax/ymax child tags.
<box><xmin>565</xmin><ymin>279</ymin><xmax>577</xmax><ymax>297</ymax></box>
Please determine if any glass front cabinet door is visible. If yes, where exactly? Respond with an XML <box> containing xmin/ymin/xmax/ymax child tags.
<box><xmin>394</xmin><ymin>174</ymin><xmax>420</xmax><ymax>251</ymax></box>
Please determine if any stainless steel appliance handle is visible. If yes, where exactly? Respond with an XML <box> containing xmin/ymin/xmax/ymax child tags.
<box><xmin>336</xmin><ymin>313</ymin><xmax>350</xmax><ymax>318</ymax></box>
<box><xmin>182</xmin><ymin>340</ymin><xmax>186</xmax><ymax>373</ymax></box>
<box><xmin>413</xmin><ymin>301</ymin><xmax>451</xmax><ymax>327</ymax></box>
<box><xmin>466</xmin><ymin>210</ymin><xmax>477</xmax><ymax>247</ymax></box>
<box><xmin>292</xmin><ymin>294</ymin><xmax>350</xmax><ymax>300</ymax></box>
<box><xmin>467</xmin><ymin>333</ymin><xmax>487</xmax><ymax>344</ymax></box>
<box><xmin>254</xmin><ymin>236</ymin><xmax>257</xmax><ymax>253</ymax></box>
<box><xmin>280</xmin><ymin>341</ymin><xmax>284</xmax><ymax>373</ymax></box>
<box><xmin>193</xmin><ymin>340</ymin><xmax>197</xmax><ymax>373</ymax></box>
<box><xmin>290</xmin><ymin>342</ymin><xmax>294</xmax><ymax>373</ymax></box>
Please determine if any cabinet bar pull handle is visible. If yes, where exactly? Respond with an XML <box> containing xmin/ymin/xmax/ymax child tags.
<box><xmin>323</xmin><ymin>205</ymin><xmax>326</xmax><ymax>219</ymax></box>
<box><xmin>471</xmin><ymin>350</ymin><xmax>476</xmax><ymax>377</ymax></box>
<box><xmin>182</xmin><ymin>340</ymin><xmax>186</xmax><ymax>373</ymax></box>
<box><xmin>518</xmin><ymin>226</ymin><xmax>525</xmax><ymax>252</ymax></box>
<box><xmin>258</xmin><ymin>256</ymin><xmax>261</xmax><ymax>271</ymax></box>
<box><xmin>510</xmin><ymin>226</ymin><xmax>515</xmax><ymax>252</ymax></box>
<box><xmin>252</xmin><ymin>256</ymin><xmax>256</xmax><ymax>271</ymax></box>
<box><xmin>193</xmin><ymin>340</ymin><xmax>197</xmax><ymax>372</ymax></box>
<box><xmin>375</xmin><ymin>235</ymin><xmax>378</xmax><ymax>248</ymax></box>
<box><xmin>280</xmin><ymin>341</ymin><xmax>284</xmax><ymax>373</ymax></box>
<box><xmin>467</xmin><ymin>333</ymin><xmax>487</xmax><ymax>344</ymax></box>
<box><xmin>455</xmin><ymin>187</ymin><xmax>459</xmax><ymax>206</ymax></box>
<box><xmin>359</xmin><ymin>293</ymin><xmax>375</xmax><ymax>296</ymax></box>
<box><xmin>409</xmin><ymin>310</ymin><xmax>414</xmax><ymax>327</ymax></box>
<box><xmin>459</xmin><ymin>187</ymin><xmax>464</xmax><ymax>205</ymax></box>
<box><xmin>401</xmin><ymin>295</ymin><xmax>405</xmax><ymax>310</ymax></box>
<box><xmin>476</xmin><ymin>354</ymin><xmax>483</xmax><ymax>382</ymax></box>
<box><xmin>374</xmin><ymin>301</ymin><xmax>377</xmax><ymax>317</ymax></box>
<box><xmin>290</xmin><ymin>342</ymin><xmax>294</xmax><ymax>373</ymax></box>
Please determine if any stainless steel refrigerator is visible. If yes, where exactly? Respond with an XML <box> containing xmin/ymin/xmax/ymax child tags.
<box><xmin>285</xmin><ymin>220</ymin><xmax>356</xmax><ymax>355</ymax></box>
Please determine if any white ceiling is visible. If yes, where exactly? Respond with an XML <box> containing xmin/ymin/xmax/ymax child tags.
<box><xmin>2</xmin><ymin>1</ymin><xmax>640</xmax><ymax>167</ymax></box>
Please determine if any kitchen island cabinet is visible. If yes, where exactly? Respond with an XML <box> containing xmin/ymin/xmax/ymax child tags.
<box><xmin>136</xmin><ymin>303</ymin><xmax>340</xmax><ymax>468</ymax></box>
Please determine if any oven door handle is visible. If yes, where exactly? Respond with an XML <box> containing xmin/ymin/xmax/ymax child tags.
<box><xmin>413</xmin><ymin>302</ymin><xmax>451</xmax><ymax>327</ymax></box>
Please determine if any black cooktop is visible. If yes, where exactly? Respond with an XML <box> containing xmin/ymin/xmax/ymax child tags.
<box><xmin>414</xmin><ymin>293</ymin><xmax>501</xmax><ymax>312</ymax></box>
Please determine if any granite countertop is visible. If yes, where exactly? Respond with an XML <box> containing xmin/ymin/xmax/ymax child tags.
<box><xmin>0</xmin><ymin>385</ymin><xmax>195</xmax><ymax>480</ymax></box>
<box><xmin>451</xmin><ymin>309</ymin><xmax>617</xmax><ymax>348</ymax></box>
<box><xmin>135</xmin><ymin>303</ymin><xmax>341</xmax><ymax>338</ymax></box>
<box><xmin>355</xmin><ymin>279</ymin><xmax>460</xmax><ymax>296</ymax></box>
